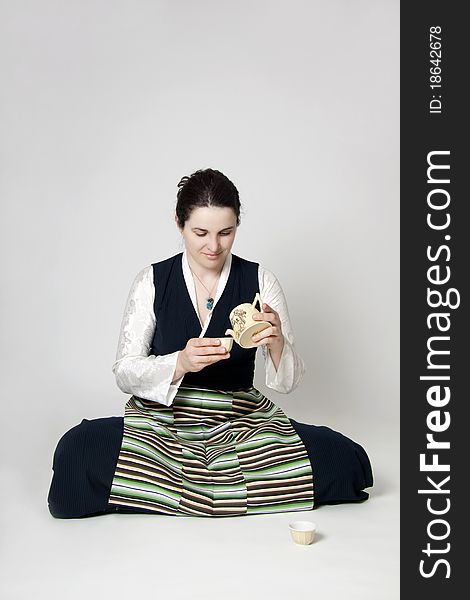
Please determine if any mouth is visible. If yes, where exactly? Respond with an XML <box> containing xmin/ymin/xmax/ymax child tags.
<box><xmin>204</xmin><ymin>253</ymin><xmax>221</xmax><ymax>258</ymax></box>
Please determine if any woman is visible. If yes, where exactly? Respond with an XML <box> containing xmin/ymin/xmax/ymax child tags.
<box><xmin>47</xmin><ymin>168</ymin><xmax>373</xmax><ymax>519</ymax></box>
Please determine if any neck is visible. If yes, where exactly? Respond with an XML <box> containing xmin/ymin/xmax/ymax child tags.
<box><xmin>186</xmin><ymin>252</ymin><xmax>224</xmax><ymax>281</ymax></box>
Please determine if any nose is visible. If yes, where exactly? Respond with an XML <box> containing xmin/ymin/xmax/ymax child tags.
<box><xmin>207</xmin><ymin>236</ymin><xmax>221</xmax><ymax>253</ymax></box>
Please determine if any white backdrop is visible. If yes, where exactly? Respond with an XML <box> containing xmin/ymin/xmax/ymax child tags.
<box><xmin>0</xmin><ymin>1</ymin><xmax>399</xmax><ymax>598</ymax></box>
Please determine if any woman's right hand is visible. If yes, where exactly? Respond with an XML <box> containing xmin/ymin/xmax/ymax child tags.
<box><xmin>178</xmin><ymin>337</ymin><xmax>230</xmax><ymax>375</ymax></box>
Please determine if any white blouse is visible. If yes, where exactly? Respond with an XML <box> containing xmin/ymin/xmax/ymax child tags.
<box><xmin>112</xmin><ymin>249</ymin><xmax>305</xmax><ymax>406</ymax></box>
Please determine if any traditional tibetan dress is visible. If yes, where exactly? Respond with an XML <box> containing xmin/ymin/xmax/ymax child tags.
<box><xmin>107</xmin><ymin>253</ymin><xmax>315</xmax><ymax>516</ymax></box>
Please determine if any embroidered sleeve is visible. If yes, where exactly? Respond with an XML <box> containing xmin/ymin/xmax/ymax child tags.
<box><xmin>112</xmin><ymin>265</ymin><xmax>183</xmax><ymax>406</ymax></box>
<box><xmin>258</xmin><ymin>266</ymin><xmax>306</xmax><ymax>393</ymax></box>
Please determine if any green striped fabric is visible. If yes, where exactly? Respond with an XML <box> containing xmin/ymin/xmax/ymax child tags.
<box><xmin>108</xmin><ymin>385</ymin><xmax>314</xmax><ymax>516</ymax></box>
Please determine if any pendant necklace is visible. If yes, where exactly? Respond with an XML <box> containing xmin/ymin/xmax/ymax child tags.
<box><xmin>189</xmin><ymin>267</ymin><xmax>220</xmax><ymax>310</ymax></box>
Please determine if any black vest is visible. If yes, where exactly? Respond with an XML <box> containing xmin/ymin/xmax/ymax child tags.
<box><xmin>150</xmin><ymin>252</ymin><xmax>260</xmax><ymax>391</ymax></box>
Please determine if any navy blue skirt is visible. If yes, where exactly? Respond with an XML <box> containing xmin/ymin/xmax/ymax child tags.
<box><xmin>47</xmin><ymin>416</ymin><xmax>373</xmax><ymax>519</ymax></box>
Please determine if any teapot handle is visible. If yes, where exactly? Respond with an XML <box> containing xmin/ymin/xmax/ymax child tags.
<box><xmin>252</xmin><ymin>292</ymin><xmax>262</xmax><ymax>310</ymax></box>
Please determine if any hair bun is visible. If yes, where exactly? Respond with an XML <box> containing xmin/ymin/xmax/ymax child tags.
<box><xmin>177</xmin><ymin>176</ymin><xmax>190</xmax><ymax>189</ymax></box>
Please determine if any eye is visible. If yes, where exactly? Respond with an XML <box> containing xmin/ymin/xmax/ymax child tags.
<box><xmin>195</xmin><ymin>232</ymin><xmax>231</xmax><ymax>237</ymax></box>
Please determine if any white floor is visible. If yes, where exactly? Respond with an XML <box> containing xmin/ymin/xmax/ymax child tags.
<box><xmin>1</xmin><ymin>418</ymin><xmax>399</xmax><ymax>600</ymax></box>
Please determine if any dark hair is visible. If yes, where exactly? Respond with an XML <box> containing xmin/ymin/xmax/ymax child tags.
<box><xmin>175</xmin><ymin>168</ymin><xmax>241</xmax><ymax>229</ymax></box>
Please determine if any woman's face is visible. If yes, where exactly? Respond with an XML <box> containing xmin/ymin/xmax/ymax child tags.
<box><xmin>176</xmin><ymin>206</ymin><xmax>237</xmax><ymax>271</ymax></box>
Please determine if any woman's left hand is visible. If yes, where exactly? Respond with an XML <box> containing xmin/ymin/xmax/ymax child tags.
<box><xmin>251</xmin><ymin>303</ymin><xmax>284</xmax><ymax>349</ymax></box>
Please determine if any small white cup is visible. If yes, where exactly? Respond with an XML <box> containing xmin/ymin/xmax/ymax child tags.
<box><xmin>217</xmin><ymin>337</ymin><xmax>233</xmax><ymax>352</ymax></box>
<box><xmin>289</xmin><ymin>521</ymin><xmax>317</xmax><ymax>545</ymax></box>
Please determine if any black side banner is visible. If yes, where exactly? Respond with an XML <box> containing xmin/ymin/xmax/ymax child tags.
<box><xmin>401</xmin><ymin>2</ymin><xmax>467</xmax><ymax>597</ymax></box>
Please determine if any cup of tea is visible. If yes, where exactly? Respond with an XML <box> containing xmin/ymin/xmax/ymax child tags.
<box><xmin>289</xmin><ymin>521</ymin><xmax>317</xmax><ymax>545</ymax></box>
<box><xmin>217</xmin><ymin>337</ymin><xmax>234</xmax><ymax>352</ymax></box>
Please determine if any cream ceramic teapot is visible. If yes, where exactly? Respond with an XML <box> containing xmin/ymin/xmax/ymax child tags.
<box><xmin>224</xmin><ymin>293</ymin><xmax>271</xmax><ymax>349</ymax></box>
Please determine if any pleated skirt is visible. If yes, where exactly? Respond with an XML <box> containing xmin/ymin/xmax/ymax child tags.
<box><xmin>47</xmin><ymin>386</ymin><xmax>373</xmax><ymax>519</ymax></box>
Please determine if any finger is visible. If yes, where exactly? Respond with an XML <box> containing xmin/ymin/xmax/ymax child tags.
<box><xmin>253</xmin><ymin>313</ymin><xmax>274</xmax><ymax>322</ymax></box>
<box><xmin>204</xmin><ymin>352</ymin><xmax>230</xmax><ymax>364</ymax></box>
<box><xmin>252</xmin><ymin>326</ymin><xmax>274</xmax><ymax>342</ymax></box>
<box><xmin>195</xmin><ymin>338</ymin><xmax>221</xmax><ymax>346</ymax></box>
<box><xmin>200</xmin><ymin>345</ymin><xmax>227</xmax><ymax>355</ymax></box>
<box><xmin>255</xmin><ymin>303</ymin><xmax>278</xmax><ymax>318</ymax></box>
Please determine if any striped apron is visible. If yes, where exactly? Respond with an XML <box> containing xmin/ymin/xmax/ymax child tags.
<box><xmin>108</xmin><ymin>384</ymin><xmax>315</xmax><ymax>516</ymax></box>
